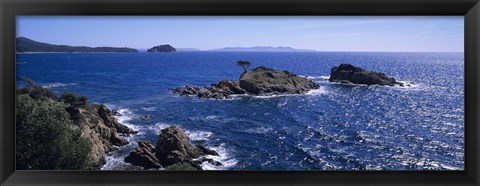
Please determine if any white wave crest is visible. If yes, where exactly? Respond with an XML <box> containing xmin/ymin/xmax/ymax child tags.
<box><xmin>244</xmin><ymin>126</ymin><xmax>273</xmax><ymax>134</ymax></box>
<box><xmin>114</xmin><ymin>108</ymin><xmax>140</xmax><ymax>131</ymax></box>
<box><xmin>149</xmin><ymin>122</ymin><xmax>171</xmax><ymax>135</ymax></box>
<box><xmin>186</xmin><ymin>130</ymin><xmax>213</xmax><ymax>141</ymax></box>
<box><xmin>141</xmin><ymin>107</ymin><xmax>157</xmax><ymax>111</ymax></box>
<box><xmin>201</xmin><ymin>143</ymin><xmax>238</xmax><ymax>170</ymax></box>
<box><xmin>42</xmin><ymin>82</ymin><xmax>77</xmax><ymax>88</ymax></box>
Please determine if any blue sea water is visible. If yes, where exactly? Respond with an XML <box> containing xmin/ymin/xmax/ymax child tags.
<box><xmin>16</xmin><ymin>52</ymin><xmax>464</xmax><ymax>170</ymax></box>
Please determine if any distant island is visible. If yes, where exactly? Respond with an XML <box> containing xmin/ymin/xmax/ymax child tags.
<box><xmin>16</xmin><ymin>37</ymin><xmax>138</xmax><ymax>53</ymax></box>
<box><xmin>210</xmin><ymin>46</ymin><xmax>317</xmax><ymax>52</ymax></box>
<box><xmin>147</xmin><ymin>45</ymin><xmax>176</xmax><ymax>53</ymax></box>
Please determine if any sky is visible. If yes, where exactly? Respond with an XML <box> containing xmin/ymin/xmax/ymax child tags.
<box><xmin>16</xmin><ymin>16</ymin><xmax>464</xmax><ymax>52</ymax></box>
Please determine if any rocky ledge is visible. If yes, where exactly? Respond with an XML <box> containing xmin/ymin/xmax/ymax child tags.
<box><xmin>329</xmin><ymin>64</ymin><xmax>403</xmax><ymax>86</ymax></box>
<box><xmin>173</xmin><ymin>66</ymin><xmax>320</xmax><ymax>99</ymax></box>
<box><xmin>70</xmin><ymin>103</ymin><xmax>138</xmax><ymax>169</ymax></box>
<box><xmin>125</xmin><ymin>126</ymin><xmax>220</xmax><ymax>170</ymax></box>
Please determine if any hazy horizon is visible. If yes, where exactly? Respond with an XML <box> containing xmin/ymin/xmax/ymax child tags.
<box><xmin>17</xmin><ymin>16</ymin><xmax>464</xmax><ymax>52</ymax></box>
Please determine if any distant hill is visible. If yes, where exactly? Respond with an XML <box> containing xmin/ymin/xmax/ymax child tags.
<box><xmin>210</xmin><ymin>46</ymin><xmax>317</xmax><ymax>52</ymax></box>
<box><xmin>16</xmin><ymin>37</ymin><xmax>138</xmax><ymax>53</ymax></box>
<box><xmin>147</xmin><ymin>44</ymin><xmax>176</xmax><ymax>53</ymax></box>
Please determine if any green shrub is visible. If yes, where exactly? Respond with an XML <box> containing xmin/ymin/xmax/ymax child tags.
<box><xmin>16</xmin><ymin>94</ymin><xmax>91</xmax><ymax>170</ymax></box>
<box><xmin>164</xmin><ymin>162</ymin><xmax>198</xmax><ymax>171</ymax></box>
<box><xmin>60</xmin><ymin>92</ymin><xmax>88</xmax><ymax>108</ymax></box>
<box><xmin>17</xmin><ymin>76</ymin><xmax>58</xmax><ymax>101</ymax></box>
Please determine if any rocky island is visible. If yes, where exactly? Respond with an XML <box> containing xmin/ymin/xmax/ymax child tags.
<box><xmin>125</xmin><ymin>126</ymin><xmax>220</xmax><ymax>170</ymax></box>
<box><xmin>16</xmin><ymin>37</ymin><xmax>138</xmax><ymax>53</ymax></box>
<box><xmin>173</xmin><ymin>66</ymin><xmax>320</xmax><ymax>99</ymax></box>
<box><xmin>329</xmin><ymin>64</ymin><xmax>404</xmax><ymax>86</ymax></box>
<box><xmin>147</xmin><ymin>44</ymin><xmax>176</xmax><ymax>53</ymax></box>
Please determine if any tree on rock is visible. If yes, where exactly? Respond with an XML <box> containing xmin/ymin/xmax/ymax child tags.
<box><xmin>236</xmin><ymin>60</ymin><xmax>251</xmax><ymax>73</ymax></box>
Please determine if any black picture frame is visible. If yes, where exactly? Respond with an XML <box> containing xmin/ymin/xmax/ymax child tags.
<box><xmin>1</xmin><ymin>0</ymin><xmax>479</xmax><ymax>185</ymax></box>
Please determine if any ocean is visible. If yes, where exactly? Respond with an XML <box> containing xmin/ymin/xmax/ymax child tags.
<box><xmin>16</xmin><ymin>51</ymin><xmax>464</xmax><ymax>170</ymax></box>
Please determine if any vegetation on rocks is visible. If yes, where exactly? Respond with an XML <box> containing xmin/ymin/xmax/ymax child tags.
<box><xmin>16</xmin><ymin>77</ymin><xmax>136</xmax><ymax>170</ymax></box>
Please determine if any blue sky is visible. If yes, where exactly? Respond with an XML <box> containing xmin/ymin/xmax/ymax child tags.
<box><xmin>17</xmin><ymin>16</ymin><xmax>464</xmax><ymax>52</ymax></box>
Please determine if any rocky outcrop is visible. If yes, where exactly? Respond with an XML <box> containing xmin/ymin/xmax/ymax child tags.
<box><xmin>147</xmin><ymin>44</ymin><xmax>176</xmax><ymax>53</ymax></box>
<box><xmin>173</xmin><ymin>67</ymin><xmax>320</xmax><ymax>99</ymax></box>
<box><xmin>239</xmin><ymin>67</ymin><xmax>319</xmax><ymax>95</ymax></box>
<box><xmin>329</xmin><ymin>64</ymin><xmax>403</xmax><ymax>86</ymax></box>
<box><xmin>125</xmin><ymin>126</ymin><xmax>220</xmax><ymax>170</ymax></box>
<box><xmin>67</xmin><ymin>103</ymin><xmax>137</xmax><ymax>169</ymax></box>
<box><xmin>124</xmin><ymin>141</ymin><xmax>162</xmax><ymax>169</ymax></box>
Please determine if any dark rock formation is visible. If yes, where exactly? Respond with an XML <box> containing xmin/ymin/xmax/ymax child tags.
<box><xmin>239</xmin><ymin>67</ymin><xmax>319</xmax><ymax>95</ymax></box>
<box><xmin>329</xmin><ymin>64</ymin><xmax>402</xmax><ymax>86</ymax></box>
<box><xmin>124</xmin><ymin>126</ymin><xmax>221</xmax><ymax>170</ymax></box>
<box><xmin>67</xmin><ymin>103</ymin><xmax>138</xmax><ymax>169</ymax></box>
<box><xmin>147</xmin><ymin>44</ymin><xmax>176</xmax><ymax>53</ymax></box>
<box><xmin>173</xmin><ymin>66</ymin><xmax>319</xmax><ymax>99</ymax></box>
<box><xmin>124</xmin><ymin>141</ymin><xmax>162</xmax><ymax>169</ymax></box>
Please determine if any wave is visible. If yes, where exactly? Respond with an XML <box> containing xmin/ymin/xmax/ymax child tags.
<box><xmin>244</xmin><ymin>126</ymin><xmax>273</xmax><ymax>134</ymax></box>
<box><xmin>141</xmin><ymin>107</ymin><xmax>157</xmax><ymax>111</ymax></box>
<box><xmin>200</xmin><ymin>143</ymin><xmax>238</xmax><ymax>170</ymax></box>
<box><xmin>115</xmin><ymin>108</ymin><xmax>141</xmax><ymax>132</ymax></box>
<box><xmin>149</xmin><ymin>122</ymin><xmax>213</xmax><ymax>141</ymax></box>
<box><xmin>186</xmin><ymin>130</ymin><xmax>213</xmax><ymax>141</ymax></box>
<box><xmin>148</xmin><ymin>122</ymin><xmax>171</xmax><ymax>135</ymax></box>
<box><xmin>41</xmin><ymin>82</ymin><xmax>77</xmax><ymax>88</ymax></box>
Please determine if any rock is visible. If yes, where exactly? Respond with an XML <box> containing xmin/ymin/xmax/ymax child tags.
<box><xmin>239</xmin><ymin>67</ymin><xmax>320</xmax><ymax>95</ymax></box>
<box><xmin>142</xmin><ymin>114</ymin><xmax>152</xmax><ymax>120</ymax></box>
<box><xmin>172</xmin><ymin>86</ymin><xmax>200</xmax><ymax>96</ymax></box>
<box><xmin>147</xmin><ymin>44</ymin><xmax>176</xmax><ymax>53</ymax></box>
<box><xmin>155</xmin><ymin>126</ymin><xmax>219</xmax><ymax>167</ymax></box>
<box><xmin>172</xmin><ymin>66</ymin><xmax>320</xmax><ymax>99</ymax></box>
<box><xmin>125</xmin><ymin>141</ymin><xmax>162</xmax><ymax>169</ymax></box>
<box><xmin>110</xmin><ymin>133</ymin><xmax>128</xmax><ymax>146</ymax></box>
<box><xmin>67</xmin><ymin>103</ymin><xmax>137</xmax><ymax>169</ymax></box>
<box><xmin>213</xmin><ymin>80</ymin><xmax>246</xmax><ymax>94</ymax></box>
<box><xmin>196</xmin><ymin>144</ymin><xmax>219</xmax><ymax>156</ymax></box>
<box><xmin>329</xmin><ymin>64</ymin><xmax>402</xmax><ymax>86</ymax></box>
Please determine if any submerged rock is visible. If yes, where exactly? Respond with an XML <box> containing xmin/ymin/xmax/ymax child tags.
<box><xmin>329</xmin><ymin>64</ymin><xmax>402</xmax><ymax>86</ymax></box>
<box><xmin>173</xmin><ymin>66</ymin><xmax>320</xmax><ymax>99</ymax></box>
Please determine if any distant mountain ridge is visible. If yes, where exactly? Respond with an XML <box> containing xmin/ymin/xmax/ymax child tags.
<box><xmin>210</xmin><ymin>46</ymin><xmax>317</xmax><ymax>52</ymax></box>
<box><xmin>16</xmin><ymin>37</ymin><xmax>138</xmax><ymax>53</ymax></box>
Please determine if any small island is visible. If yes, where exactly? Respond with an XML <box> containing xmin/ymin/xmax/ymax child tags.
<box><xmin>173</xmin><ymin>61</ymin><xmax>320</xmax><ymax>99</ymax></box>
<box><xmin>329</xmin><ymin>64</ymin><xmax>404</xmax><ymax>86</ymax></box>
<box><xmin>16</xmin><ymin>37</ymin><xmax>138</xmax><ymax>53</ymax></box>
<box><xmin>147</xmin><ymin>44</ymin><xmax>176</xmax><ymax>53</ymax></box>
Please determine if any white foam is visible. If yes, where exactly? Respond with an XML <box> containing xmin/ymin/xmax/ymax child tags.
<box><xmin>305</xmin><ymin>87</ymin><xmax>328</xmax><ymax>96</ymax></box>
<box><xmin>114</xmin><ymin>108</ymin><xmax>140</xmax><ymax>131</ymax></box>
<box><xmin>245</xmin><ymin>126</ymin><xmax>273</xmax><ymax>134</ymax></box>
<box><xmin>42</xmin><ymin>82</ymin><xmax>77</xmax><ymax>88</ymax></box>
<box><xmin>149</xmin><ymin>122</ymin><xmax>171</xmax><ymax>135</ymax></box>
<box><xmin>186</xmin><ymin>130</ymin><xmax>213</xmax><ymax>141</ymax></box>
<box><xmin>141</xmin><ymin>107</ymin><xmax>157</xmax><ymax>111</ymax></box>
<box><xmin>201</xmin><ymin>143</ymin><xmax>238</xmax><ymax>170</ymax></box>
<box><xmin>305</xmin><ymin>75</ymin><xmax>330</xmax><ymax>80</ymax></box>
